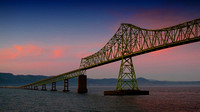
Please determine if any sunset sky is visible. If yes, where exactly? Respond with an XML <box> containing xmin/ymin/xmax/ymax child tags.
<box><xmin>0</xmin><ymin>0</ymin><xmax>200</xmax><ymax>81</ymax></box>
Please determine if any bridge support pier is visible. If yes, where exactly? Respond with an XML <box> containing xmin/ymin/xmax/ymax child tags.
<box><xmin>51</xmin><ymin>82</ymin><xmax>57</xmax><ymax>91</ymax></box>
<box><xmin>41</xmin><ymin>84</ymin><xmax>47</xmax><ymax>91</ymax></box>
<box><xmin>63</xmin><ymin>79</ymin><xmax>69</xmax><ymax>92</ymax></box>
<box><xmin>34</xmin><ymin>86</ymin><xmax>38</xmax><ymax>90</ymax></box>
<box><xmin>104</xmin><ymin>57</ymin><xmax>149</xmax><ymax>95</ymax></box>
<box><xmin>77</xmin><ymin>75</ymin><xmax>88</xmax><ymax>93</ymax></box>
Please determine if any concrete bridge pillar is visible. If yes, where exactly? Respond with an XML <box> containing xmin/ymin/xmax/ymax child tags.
<box><xmin>63</xmin><ymin>79</ymin><xmax>69</xmax><ymax>92</ymax></box>
<box><xmin>31</xmin><ymin>85</ymin><xmax>33</xmax><ymax>90</ymax></box>
<box><xmin>41</xmin><ymin>84</ymin><xmax>47</xmax><ymax>91</ymax></box>
<box><xmin>77</xmin><ymin>75</ymin><xmax>88</xmax><ymax>93</ymax></box>
<box><xmin>51</xmin><ymin>82</ymin><xmax>57</xmax><ymax>91</ymax></box>
<box><xmin>30</xmin><ymin>85</ymin><xmax>33</xmax><ymax>90</ymax></box>
<box><xmin>34</xmin><ymin>86</ymin><xmax>38</xmax><ymax>90</ymax></box>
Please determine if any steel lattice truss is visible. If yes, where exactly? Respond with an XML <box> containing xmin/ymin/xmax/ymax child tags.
<box><xmin>116</xmin><ymin>57</ymin><xmax>139</xmax><ymax>90</ymax></box>
<box><xmin>80</xmin><ymin>18</ymin><xmax>200</xmax><ymax>68</ymax></box>
<box><xmin>21</xmin><ymin>18</ymin><xmax>200</xmax><ymax>88</ymax></box>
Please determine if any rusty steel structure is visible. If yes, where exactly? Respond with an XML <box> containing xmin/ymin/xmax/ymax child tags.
<box><xmin>21</xmin><ymin>18</ymin><xmax>200</xmax><ymax>91</ymax></box>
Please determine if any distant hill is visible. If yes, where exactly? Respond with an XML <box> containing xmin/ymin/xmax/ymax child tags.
<box><xmin>0</xmin><ymin>73</ymin><xmax>51</xmax><ymax>86</ymax></box>
<box><xmin>0</xmin><ymin>73</ymin><xmax>200</xmax><ymax>86</ymax></box>
<box><xmin>136</xmin><ymin>77</ymin><xmax>200</xmax><ymax>86</ymax></box>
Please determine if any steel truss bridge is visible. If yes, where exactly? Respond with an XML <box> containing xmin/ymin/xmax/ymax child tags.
<box><xmin>21</xmin><ymin>18</ymin><xmax>200</xmax><ymax>92</ymax></box>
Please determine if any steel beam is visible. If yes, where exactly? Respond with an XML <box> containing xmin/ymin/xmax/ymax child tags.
<box><xmin>116</xmin><ymin>57</ymin><xmax>138</xmax><ymax>90</ymax></box>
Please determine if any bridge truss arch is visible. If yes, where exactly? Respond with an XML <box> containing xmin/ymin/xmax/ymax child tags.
<box><xmin>21</xmin><ymin>18</ymin><xmax>200</xmax><ymax>89</ymax></box>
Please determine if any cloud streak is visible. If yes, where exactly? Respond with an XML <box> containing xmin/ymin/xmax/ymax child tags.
<box><xmin>0</xmin><ymin>41</ymin><xmax>105</xmax><ymax>75</ymax></box>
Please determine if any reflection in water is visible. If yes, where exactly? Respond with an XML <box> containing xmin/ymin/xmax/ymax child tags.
<box><xmin>0</xmin><ymin>86</ymin><xmax>200</xmax><ymax>112</ymax></box>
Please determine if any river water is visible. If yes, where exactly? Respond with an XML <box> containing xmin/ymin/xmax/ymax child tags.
<box><xmin>0</xmin><ymin>86</ymin><xmax>200</xmax><ymax>112</ymax></box>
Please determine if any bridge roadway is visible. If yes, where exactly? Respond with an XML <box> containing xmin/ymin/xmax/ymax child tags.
<box><xmin>21</xmin><ymin>18</ymin><xmax>200</xmax><ymax>92</ymax></box>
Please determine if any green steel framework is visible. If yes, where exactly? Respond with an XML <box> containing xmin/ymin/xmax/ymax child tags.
<box><xmin>21</xmin><ymin>18</ymin><xmax>200</xmax><ymax>89</ymax></box>
<box><xmin>116</xmin><ymin>56</ymin><xmax>139</xmax><ymax>90</ymax></box>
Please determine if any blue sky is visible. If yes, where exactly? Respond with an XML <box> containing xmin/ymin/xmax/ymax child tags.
<box><xmin>0</xmin><ymin>0</ymin><xmax>200</xmax><ymax>81</ymax></box>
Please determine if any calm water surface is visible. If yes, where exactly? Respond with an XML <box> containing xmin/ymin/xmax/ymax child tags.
<box><xmin>0</xmin><ymin>86</ymin><xmax>200</xmax><ymax>112</ymax></box>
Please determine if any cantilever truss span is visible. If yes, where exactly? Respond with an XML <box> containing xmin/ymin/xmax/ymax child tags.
<box><xmin>21</xmin><ymin>18</ymin><xmax>200</xmax><ymax>88</ymax></box>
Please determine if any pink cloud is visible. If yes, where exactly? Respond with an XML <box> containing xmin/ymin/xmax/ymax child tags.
<box><xmin>131</xmin><ymin>8</ymin><xmax>195</xmax><ymax>30</ymax></box>
<box><xmin>73</xmin><ymin>42</ymin><xmax>105</xmax><ymax>58</ymax></box>
<box><xmin>15</xmin><ymin>44</ymin><xmax>43</xmax><ymax>58</ymax></box>
<box><xmin>53</xmin><ymin>49</ymin><xmax>62</xmax><ymax>58</ymax></box>
<box><xmin>0</xmin><ymin>60</ymin><xmax>78</xmax><ymax>76</ymax></box>
<box><xmin>0</xmin><ymin>48</ymin><xmax>15</xmax><ymax>60</ymax></box>
<box><xmin>0</xmin><ymin>44</ymin><xmax>74</xmax><ymax>62</ymax></box>
<box><xmin>26</xmin><ymin>44</ymin><xmax>42</xmax><ymax>57</ymax></box>
<box><xmin>0</xmin><ymin>44</ymin><xmax>43</xmax><ymax>62</ymax></box>
<box><xmin>111</xmin><ymin>8</ymin><xmax>193</xmax><ymax>31</ymax></box>
<box><xmin>75</xmin><ymin>52</ymin><xmax>92</xmax><ymax>59</ymax></box>
<box><xmin>133</xmin><ymin>42</ymin><xmax>200</xmax><ymax>74</ymax></box>
<box><xmin>1</xmin><ymin>40</ymin><xmax>198</xmax><ymax>80</ymax></box>
<box><xmin>13</xmin><ymin>45</ymin><xmax>23</xmax><ymax>57</ymax></box>
<box><xmin>50</xmin><ymin>48</ymin><xmax>65</xmax><ymax>59</ymax></box>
